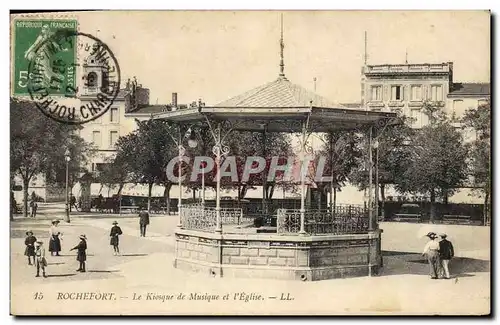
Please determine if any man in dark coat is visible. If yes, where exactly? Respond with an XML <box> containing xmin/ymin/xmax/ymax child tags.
<box><xmin>139</xmin><ymin>207</ymin><xmax>150</xmax><ymax>237</ymax></box>
<box><xmin>439</xmin><ymin>233</ymin><xmax>455</xmax><ymax>279</ymax></box>
<box><xmin>69</xmin><ymin>194</ymin><xmax>77</xmax><ymax>212</ymax></box>
<box><xmin>71</xmin><ymin>234</ymin><xmax>87</xmax><ymax>272</ymax></box>
<box><xmin>110</xmin><ymin>221</ymin><xmax>123</xmax><ymax>255</ymax></box>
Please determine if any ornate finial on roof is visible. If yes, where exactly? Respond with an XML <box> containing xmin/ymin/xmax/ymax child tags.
<box><xmin>279</xmin><ymin>13</ymin><xmax>286</xmax><ymax>79</ymax></box>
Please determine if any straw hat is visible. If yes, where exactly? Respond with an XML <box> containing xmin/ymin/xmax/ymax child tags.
<box><xmin>52</xmin><ymin>219</ymin><xmax>60</xmax><ymax>224</ymax></box>
<box><xmin>26</xmin><ymin>230</ymin><xmax>33</xmax><ymax>236</ymax></box>
<box><xmin>112</xmin><ymin>221</ymin><xmax>118</xmax><ymax>225</ymax></box>
<box><xmin>440</xmin><ymin>233</ymin><xmax>447</xmax><ymax>238</ymax></box>
<box><xmin>79</xmin><ymin>234</ymin><xmax>87</xmax><ymax>240</ymax></box>
<box><xmin>426</xmin><ymin>232</ymin><xmax>437</xmax><ymax>239</ymax></box>
<box><xmin>35</xmin><ymin>240</ymin><xmax>43</xmax><ymax>246</ymax></box>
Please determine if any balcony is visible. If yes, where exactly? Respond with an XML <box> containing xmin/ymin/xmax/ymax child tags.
<box><xmin>363</xmin><ymin>63</ymin><xmax>451</xmax><ymax>76</ymax></box>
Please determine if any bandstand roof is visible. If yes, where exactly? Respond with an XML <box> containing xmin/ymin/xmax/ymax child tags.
<box><xmin>152</xmin><ymin>23</ymin><xmax>398</xmax><ymax>132</ymax></box>
<box><xmin>152</xmin><ymin>76</ymin><xmax>398</xmax><ymax>133</ymax></box>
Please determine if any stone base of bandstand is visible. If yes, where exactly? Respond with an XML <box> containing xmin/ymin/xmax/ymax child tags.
<box><xmin>173</xmin><ymin>228</ymin><xmax>383</xmax><ymax>281</ymax></box>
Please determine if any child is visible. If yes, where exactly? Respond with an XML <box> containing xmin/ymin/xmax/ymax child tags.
<box><xmin>24</xmin><ymin>231</ymin><xmax>37</xmax><ymax>265</ymax></box>
<box><xmin>71</xmin><ymin>235</ymin><xmax>87</xmax><ymax>272</ymax></box>
<box><xmin>109</xmin><ymin>221</ymin><xmax>123</xmax><ymax>256</ymax></box>
<box><xmin>34</xmin><ymin>241</ymin><xmax>47</xmax><ymax>278</ymax></box>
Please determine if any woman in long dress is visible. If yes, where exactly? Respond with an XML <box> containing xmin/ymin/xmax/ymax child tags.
<box><xmin>48</xmin><ymin>219</ymin><xmax>62</xmax><ymax>256</ymax></box>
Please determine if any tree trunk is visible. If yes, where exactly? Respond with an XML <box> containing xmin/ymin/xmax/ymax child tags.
<box><xmin>164</xmin><ymin>183</ymin><xmax>172</xmax><ymax>215</ymax></box>
<box><xmin>192</xmin><ymin>188</ymin><xmax>196</xmax><ymax>200</ymax></box>
<box><xmin>117</xmin><ymin>183</ymin><xmax>124</xmax><ymax>196</ymax></box>
<box><xmin>380</xmin><ymin>184</ymin><xmax>386</xmax><ymax>220</ymax></box>
<box><xmin>268</xmin><ymin>184</ymin><xmax>275</xmax><ymax>200</ymax></box>
<box><xmin>430</xmin><ymin>189</ymin><xmax>436</xmax><ymax>223</ymax></box>
<box><xmin>237</xmin><ymin>184</ymin><xmax>242</xmax><ymax>202</ymax></box>
<box><xmin>23</xmin><ymin>177</ymin><xmax>29</xmax><ymax>218</ymax></box>
<box><xmin>443</xmin><ymin>189</ymin><xmax>449</xmax><ymax>205</ymax></box>
<box><xmin>147</xmin><ymin>182</ymin><xmax>153</xmax><ymax>213</ymax></box>
<box><xmin>484</xmin><ymin>189</ymin><xmax>490</xmax><ymax>225</ymax></box>
<box><xmin>333</xmin><ymin>187</ymin><xmax>337</xmax><ymax>212</ymax></box>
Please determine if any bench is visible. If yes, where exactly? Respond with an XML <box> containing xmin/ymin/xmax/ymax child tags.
<box><xmin>119</xmin><ymin>206</ymin><xmax>139</xmax><ymax>214</ymax></box>
<box><xmin>442</xmin><ymin>215</ymin><xmax>471</xmax><ymax>224</ymax></box>
<box><xmin>393</xmin><ymin>213</ymin><xmax>421</xmax><ymax>223</ymax></box>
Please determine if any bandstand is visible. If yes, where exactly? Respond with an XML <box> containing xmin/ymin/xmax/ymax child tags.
<box><xmin>152</xmin><ymin>20</ymin><xmax>398</xmax><ymax>280</ymax></box>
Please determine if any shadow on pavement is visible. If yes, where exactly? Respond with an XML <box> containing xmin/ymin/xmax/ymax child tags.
<box><xmin>47</xmin><ymin>262</ymin><xmax>65</xmax><ymax>266</ymax></box>
<box><xmin>45</xmin><ymin>273</ymin><xmax>77</xmax><ymax>278</ymax></box>
<box><xmin>88</xmin><ymin>270</ymin><xmax>119</xmax><ymax>273</ymax></box>
<box><xmin>380</xmin><ymin>250</ymin><xmax>490</xmax><ymax>277</ymax></box>
<box><xmin>118</xmin><ymin>254</ymin><xmax>148</xmax><ymax>257</ymax></box>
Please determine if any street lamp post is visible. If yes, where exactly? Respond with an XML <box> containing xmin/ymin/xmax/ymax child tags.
<box><xmin>64</xmin><ymin>149</ymin><xmax>71</xmax><ymax>223</ymax></box>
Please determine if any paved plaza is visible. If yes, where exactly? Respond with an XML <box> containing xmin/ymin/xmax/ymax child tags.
<box><xmin>10</xmin><ymin>203</ymin><xmax>490</xmax><ymax>315</ymax></box>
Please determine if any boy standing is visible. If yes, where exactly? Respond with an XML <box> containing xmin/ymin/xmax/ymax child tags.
<box><xmin>34</xmin><ymin>241</ymin><xmax>47</xmax><ymax>278</ymax></box>
<box><xmin>71</xmin><ymin>235</ymin><xmax>87</xmax><ymax>272</ymax></box>
<box><xmin>24</xmin><ymin>230</ymin><xmax>37</xmax><ymax>265</ymax></box>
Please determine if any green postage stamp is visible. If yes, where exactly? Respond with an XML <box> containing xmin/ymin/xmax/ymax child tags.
<box><xmin>12</xmin><ymin>19</ymin><xmax>78</xmax><ymax>96</ymax></box>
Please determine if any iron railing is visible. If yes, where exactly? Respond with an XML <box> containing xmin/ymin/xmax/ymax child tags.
<box><xmin>180</xmin><ymin>203</ymin><xmax>244</xmax><ymax>232</ymax></box>
<box><xmin>277</xmin><ymin>205</ymin><xmax>369</xmax><ymax>235</ymax></box>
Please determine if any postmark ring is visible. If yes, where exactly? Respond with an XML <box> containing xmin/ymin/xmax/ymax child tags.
<box><xmin>27</xmin><ymin>30</ymin><xmax>121</xmax><ymax>125</ymax></box>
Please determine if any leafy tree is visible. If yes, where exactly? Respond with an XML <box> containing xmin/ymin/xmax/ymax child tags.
<box><xmin>10</xmin><ymin>98</ymin><xmax>94</xmax><ymax>219</ymax></box>
<box><xmin>185</xmin><ymin>127</ymin><xmax>293</xmax><ymax>203</ymax></box>
<box><xmin>462</xmin><ymin>99</ymin><xmax>491</xmax><ymax>223</ymax></box>
<box><xmin>315</xmin><ymin>131</ymin><xmax>363</xmax><ymax>210</ymax></box>
<box><xmin>350</xmin><ymin>114</ymin><xmax>414</xmax><ymax>217</ymax></box>
<box><xmin>113</xmin><ymin>119</ymin><xmax>178</xmax><ymax>213</ymax></box>
<box><xmin>97</xmin><ymin>153</ymin><xmax>130</xmax><ymax>197</ymax></box>
<box><xmin>397</xmin><ymin>104</ymin><xmax>469</xmax><ymax>222</ymax></box>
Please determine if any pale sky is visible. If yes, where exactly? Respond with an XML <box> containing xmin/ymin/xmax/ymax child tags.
<box><xmin>74</xmin><ymin>10</ymin><xmax>490</xmax><ymax>106</ymax></box>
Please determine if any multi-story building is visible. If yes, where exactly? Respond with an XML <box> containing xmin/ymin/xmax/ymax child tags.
<box><xmin>359</xmin><ymin>61</ymin><xmax>490</xmax><ymax>129</ymax></box>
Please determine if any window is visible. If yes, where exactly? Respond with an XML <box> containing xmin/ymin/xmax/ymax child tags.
<box><xmin>411</xmin><ymin>85</ymin><xmax>422</xmax><ymax>101</ymax></box>
<box><xmin>371</xmin><ymin>86</ymin><xmax>382</xmax><ymax>101</ymax></box>
<box><xmin>452</xmin><ymin>100</ymin><xmax>464</xmax><ymax>120</ymax></box>
<box><xmin>410</xmin><ymin>109</ymin><xmax>420</xmax><ymax>128</ymax></box>
<box><xmin>430</xmin><ymin>85</ymin><xmax>443</xmax><ymax>101</ymax></box>
<box><xmin>110</xmin><ymin>107</ymin><xmax>119</xmax><ymax>123</ymax></box>
<box><xmin>92</xmin><ymin>131</ymin><xmax>101</xmax><ymax>148</ymax></box>
<box><xmin>391</xmin><ymin>85</ymin><xmax>403</xmax><ymax>101</ymax></box>
<box><xmin>478</xmin><ymin>99</ymin><xmax>488</xmax><ymax>107</ymax></box>
<box><xmin>109</xmin><ymin>131</ymin><xmax>119</xmax><ymax>148</ymax></box>
<box><xmin>87</xmin><ymin>72</ymin><xmax>97</xmax><ymax>88</ymax></box>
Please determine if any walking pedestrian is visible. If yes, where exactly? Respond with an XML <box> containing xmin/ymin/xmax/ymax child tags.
<box><xmin>71</xmin><ymin>234</ymin><xmax>87</xmax><ymax>272</ymax></box>
<box><xmin>30</xmin><ymin>199</ymin><xmax>38</xmax><ymax>218</ymax></box>
<box><xmin>422</xmin><ymin>232</ymin><xmax>441</xmax><ymax>279</ymax></box>
<box><xmin>48</xmin><ymin>219</ymin><xmax>62</xmax><ymax>256</ymax></box>
<box><xmin>70</xmin><ymin>193</ymin><xmax>78</xmax><ymax>212</ymax></box>
<box><xmin>24</xmin><ymin>230</ymin><xmax>37</xmax><ymax>266</ymax></box>
<box><xmin>34</xmin><ymin>241</ymin><xmax>47</xmax><ymax>278</ymax></box>
<box><xmin>110</xmin><ymin>221</ymin><xmax>123</xmax><ymax>255</ymax></box>
<box><xmin>138</xmin><ymin>207</ymin><xmax>150</xmax><ymax>237</ymax></box>
<box><xmin>439</xmin><ymin>233</ymin><xmax>455</xmax><ymax>279</ymax></box>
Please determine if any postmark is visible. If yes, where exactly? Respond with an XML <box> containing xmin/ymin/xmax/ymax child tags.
<box><xmin>25</xmin><ymin>29</ymin><xmax>121</xmax><ymax>124</ymax></box>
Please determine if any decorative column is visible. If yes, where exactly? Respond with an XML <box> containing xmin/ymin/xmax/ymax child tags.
<box><xmin>368</xmin><ymin>126</ymin><xmax>374</xmax><ymax>231</ymax></box>
<box><xmin>261</xmin><ymin>126</ymin><xmax>267</xmax><ymax>216</ymax></box>
<box><xmin>177</xmin><ymin>126</ymin><xmax>185</xmax><ymax>228</ymax></box>
<box><xmin>299</xmin><ymin>119</ymin><xmax>309</xmax><ymax>235</ymax></box>
<box><xmin>212</xmin><ymin>123</ymin><xmax>229</xmax><ymax>233</ymax></box>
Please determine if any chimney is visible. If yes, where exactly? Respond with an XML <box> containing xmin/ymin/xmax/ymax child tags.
<box><xmin>172</xmin><ymin>92</ymin><xmax>178</xmax><ymax>108</ymax></box>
